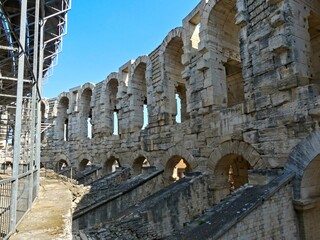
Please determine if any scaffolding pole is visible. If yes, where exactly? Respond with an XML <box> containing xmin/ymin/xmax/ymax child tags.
<box><xmin>28</xmin><ymin>0</ymin><xmax>40</xmax><ymax>209</ymax></box>
<box><xmin>9</xmin><ymin>0</ymin><xmax>28</xmax><ymax>233</ymax></box>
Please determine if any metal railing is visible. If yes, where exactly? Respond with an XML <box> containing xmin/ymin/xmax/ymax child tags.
<box><xmin>0</xmin><ymin>169</ymin><xmax>39</xmax><ymax>239</ymax></box>
<box><xmin>0</xmin><ymin>178</ymin><xmax>12</xmax><ymax>239</ymax></box>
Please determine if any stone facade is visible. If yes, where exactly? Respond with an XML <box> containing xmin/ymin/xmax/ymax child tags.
<box><xmin>41</xmin><ymin>0</ymin><xmax>320</xmax><ymax>239</ymax></box>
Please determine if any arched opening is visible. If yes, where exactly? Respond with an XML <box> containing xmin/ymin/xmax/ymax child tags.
<box><xmin>214</xmin><ymin>154</ymin><xmax>252</xmax><ymax>202</ymax></box>
<box><xmin>56</xmin><ymin>159</ymin><xmax>68</xmax><ymax>172</ymax></box>
<box><xmin>308</xmin><ymin>12</ymin><xmax>320</xmax><ymax>84</ymax></box>
<box><xmin>301</xmin><ymin>154</ymin><xmax>320</xmax><ymax>199</ymax></box>
<box><xmin>80</xmin><ymin>88</ymin><xmax>93</xmax><ymax>139</ymax></box>
<box><xmin>103</xmin><ymin>157</ymin><xmax>121</xmax><ymax>175</ymax></box>
<box><xmin>164</xmin><ymin>156</ymin><xmax>192</xmax><ymax>184</ymax></box>
<box><xmin>57</xmin><ymin>97</ymin><xmax>69</xmax><ymax>141</ymax></box>
<box><xmin>131</xmin><ymin>62</ymin><xmax>148</xmax><ymax>130</ymax></box>
<box><xmin>107</xmin><ymin>79</ymin><xmax>119</xmax><ymax>135</ymax></box>
<box><xmin>296</xmin><ymin>154</ymin><xmax>320</xmax><ymax>239</ymax></box>
<box><xmin>79</xmin><ymin>159</ymin><xmax>91</xmax><ymax>172</ymax></box>
<box><xmin>132</xmin><ymin>156</ymin><xmax>150</xmax><ymax>176</ymax></box>
<box><xmin>208</xmin><ymin>0</ymin><xmax>244</xmax><ymax>107</ymax></box>
<box><xmin>164</xmin><ymin>36</ymin><xmax>189</xmax><ymax>123</ymax></box>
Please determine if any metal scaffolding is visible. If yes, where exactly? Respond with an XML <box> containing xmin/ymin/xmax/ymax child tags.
<box><xmin>0</xmin><ymin>0</ymin><xmax>71</xmax><ymax>238</ymax></box>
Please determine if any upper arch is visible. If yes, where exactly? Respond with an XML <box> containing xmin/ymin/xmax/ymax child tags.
<box><xmin>208</xmin><ymin>140</ymin><xmax>265</xmax><ymax>173</ymax></box>
<box><xmin>286</xmin><ymin>130</ymin><xmax>320</xmax><ymax>199</ymax></box>
<box><xmin>159</xmin><ymin>27</ymin><xmax>187</xmax><ymax>57</ymax></box>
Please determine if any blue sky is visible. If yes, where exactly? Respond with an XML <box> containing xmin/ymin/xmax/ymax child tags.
<box><xmin>43</xmin><ymin>1</ymin><xmax>200</xmax><ymax>98</ymax></box>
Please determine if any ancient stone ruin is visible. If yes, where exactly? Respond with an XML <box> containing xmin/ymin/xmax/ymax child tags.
<box><xmin>38</xmin><ymin>0</ymin><xmax>320</xmax><ymax>239</ymax></box>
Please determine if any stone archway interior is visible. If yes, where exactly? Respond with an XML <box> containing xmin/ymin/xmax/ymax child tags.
<box><xmin>133</xmin><ymin>156</ymin><xmax>150</xmax><ymax>176</ymax></box>
<box><xmin>56</xmin><ymin>159</ymin><xmax>68</xmax><ymax>172</ymax></box>
<box><xmin>104</xmin><ymin>157</ymin><xmax>120</xmax><ymax>174</ymax></box>
<box><xmin>79</xmin><ymin>159</ymin><xmax>91</xmax><ymax>172</ymax></box>
<box><xmin>214</xmin><ymin>154</ymin><xmax>252</xmax><ymax>202</ymax></box>
<box><xmin>165</xmin><ymin>156</ymin><xmax>191</xmax><ymax>184</ymax></box>
<box><xmin>301</xmin><ymin>154</ymin><xmax>320</xmax><ymax>199</ymax></box>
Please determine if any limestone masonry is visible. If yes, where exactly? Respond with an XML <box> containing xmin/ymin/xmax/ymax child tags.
<box><xmin>31</xmin><ymin>0</ymin><xmax>320</xmax><ymax>238</ymax></box>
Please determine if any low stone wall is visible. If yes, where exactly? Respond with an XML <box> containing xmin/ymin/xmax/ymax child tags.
<box><xmin>219</xmin><ymin>182</ymin><xmax>298</xmax><ymax>240</ymax></box>
<box><xmin>130</xmin><ymin>172</ymin><xmax>210</xmax><ymax>238</ymax></box>
<box><xmin>168</xmin><ymin>171</ymin><xmax>299</xmax><ymax>240</ymax></box>
<box><xmin>76</xmin><ymin>165</ymin><xmax>102</xmax><ymax>185</ymax></box>
<box><xmin>79</xmin><ymin>172</ymin><xmax>210</xmax><ymax>239</ymax></box>
<box><xmin>73</xmin><ymin>169</ymin><xmax>164</xmax><ymax>230</ymax></box>
<box><xmin>89</xmin><ymin>167</ymin><xmax>130</xmax><ymax>188</ymax></box>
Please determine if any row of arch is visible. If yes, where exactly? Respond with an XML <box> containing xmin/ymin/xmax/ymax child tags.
<box><xmin>53</xmin><ymin>127</ymin><xmax>320</xmax><ymax>201</ymax></box>
<box><xmin>54</xmin><ymin>140</ymin><xmax>264</xmax><ymax>200</ymax></box>
<box><xmin>52</xmin><ymin>1</ymin><xmax>320</xmax><ymax>141</ymax></box>
<box><xmin>53</xmin><ymin>0</ymin><xmax>246</xmax><ymax>140</ymax></box>
<box><xmin>53</xmin><ymin>132</ymin><xmax>320</xmax><ymax>239</ymax></box>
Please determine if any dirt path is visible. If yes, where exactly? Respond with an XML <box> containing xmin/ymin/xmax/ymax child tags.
<box><xmin>10</xmin><ymin>177</ymin><xmax>73</xmax><ymax>240</ymax></box>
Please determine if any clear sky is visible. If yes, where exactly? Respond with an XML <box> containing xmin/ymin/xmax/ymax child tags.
<box><xmin>43</xmin><ymin>0</ymin><xmax>200</xmax><ymax>98</ymax></box>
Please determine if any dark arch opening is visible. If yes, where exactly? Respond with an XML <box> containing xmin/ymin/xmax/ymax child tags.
<box><xmin>132</xmin><ymin>156</ymin><xmax>150</xmax><ymax>176</ymax></box>
<box><xmin>79</xmin><ymin>159</ymin><xmax>91</xmax><ymax>172</ymax></box>
<box><xmin>213</xmin><ymin>154</ymin><xmax>252</xmax><ymax>202</ymax></box>
<box><xmin>164</xmin><ymin>156</ymin><xmax>192</xmax><ymax>185</ymax></box>
<box><xmin>103</xmin><ymin>157</ymin><xmax>121</xmax><ymax>175</ymax></box>
<box><xmin>56</xmin><ymin>159</ymin><xmax>68</xmax><ymax>172</ymax></box>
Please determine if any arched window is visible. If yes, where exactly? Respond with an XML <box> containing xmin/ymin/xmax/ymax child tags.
<box><xmin>164</xmin><ymin>156</ymin><xmax>192</xmax><ymax>185</ymax></box>
<box><xmin>164</xmin><ymin>36</ymin><xmax>189</xmax><ymax>123</ymax></box>
<box><xmin>132</xmin><ymin>156</ymin><xmax>151</xmax><ymax>176</ymax></box>
<box><xmin>79</xmin><ymin>159</ymin><xmax>91</xmax><ymax>172</ymax></box>
<box><xmin>301</xmin><ymin>155</ymin><xmax>320</xmax><ymax>199</ymax></box>
<box><xmin>56</xmin><ymin>159</ymin><xmax>68</xmax><ymax>172</ymax></box>
<box><xmin>57</xmin><ymin>97</ymin><xmax>69</xmax><ymax>141</ymax></box>
<box><xmin>208</xmin><ymin>0</ymin><xmax>244</xmax><ymax>107</ymax></box>
<box><xmin>80</xmin><ymin>88</ymin><xmax>93</xmax><ymax>139</ymax></box>
<box><xmin>107</xmin><ymin>79</ymin><xmax>119</xmax><ymax>135</ymax></box>
<box><xmin>214</xmin><ymin>154</ymin><xmax>252</xmax><ymax>202</ymax></box>
<box><xmin>131</xmin><ymin>62</ymin><xmax>148</xmax><ymax>130</ymax></box>
<box><xmin>103</xmin><ymin>157</ymin><xmax>121</xmax><ymax>175</ymax></box>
